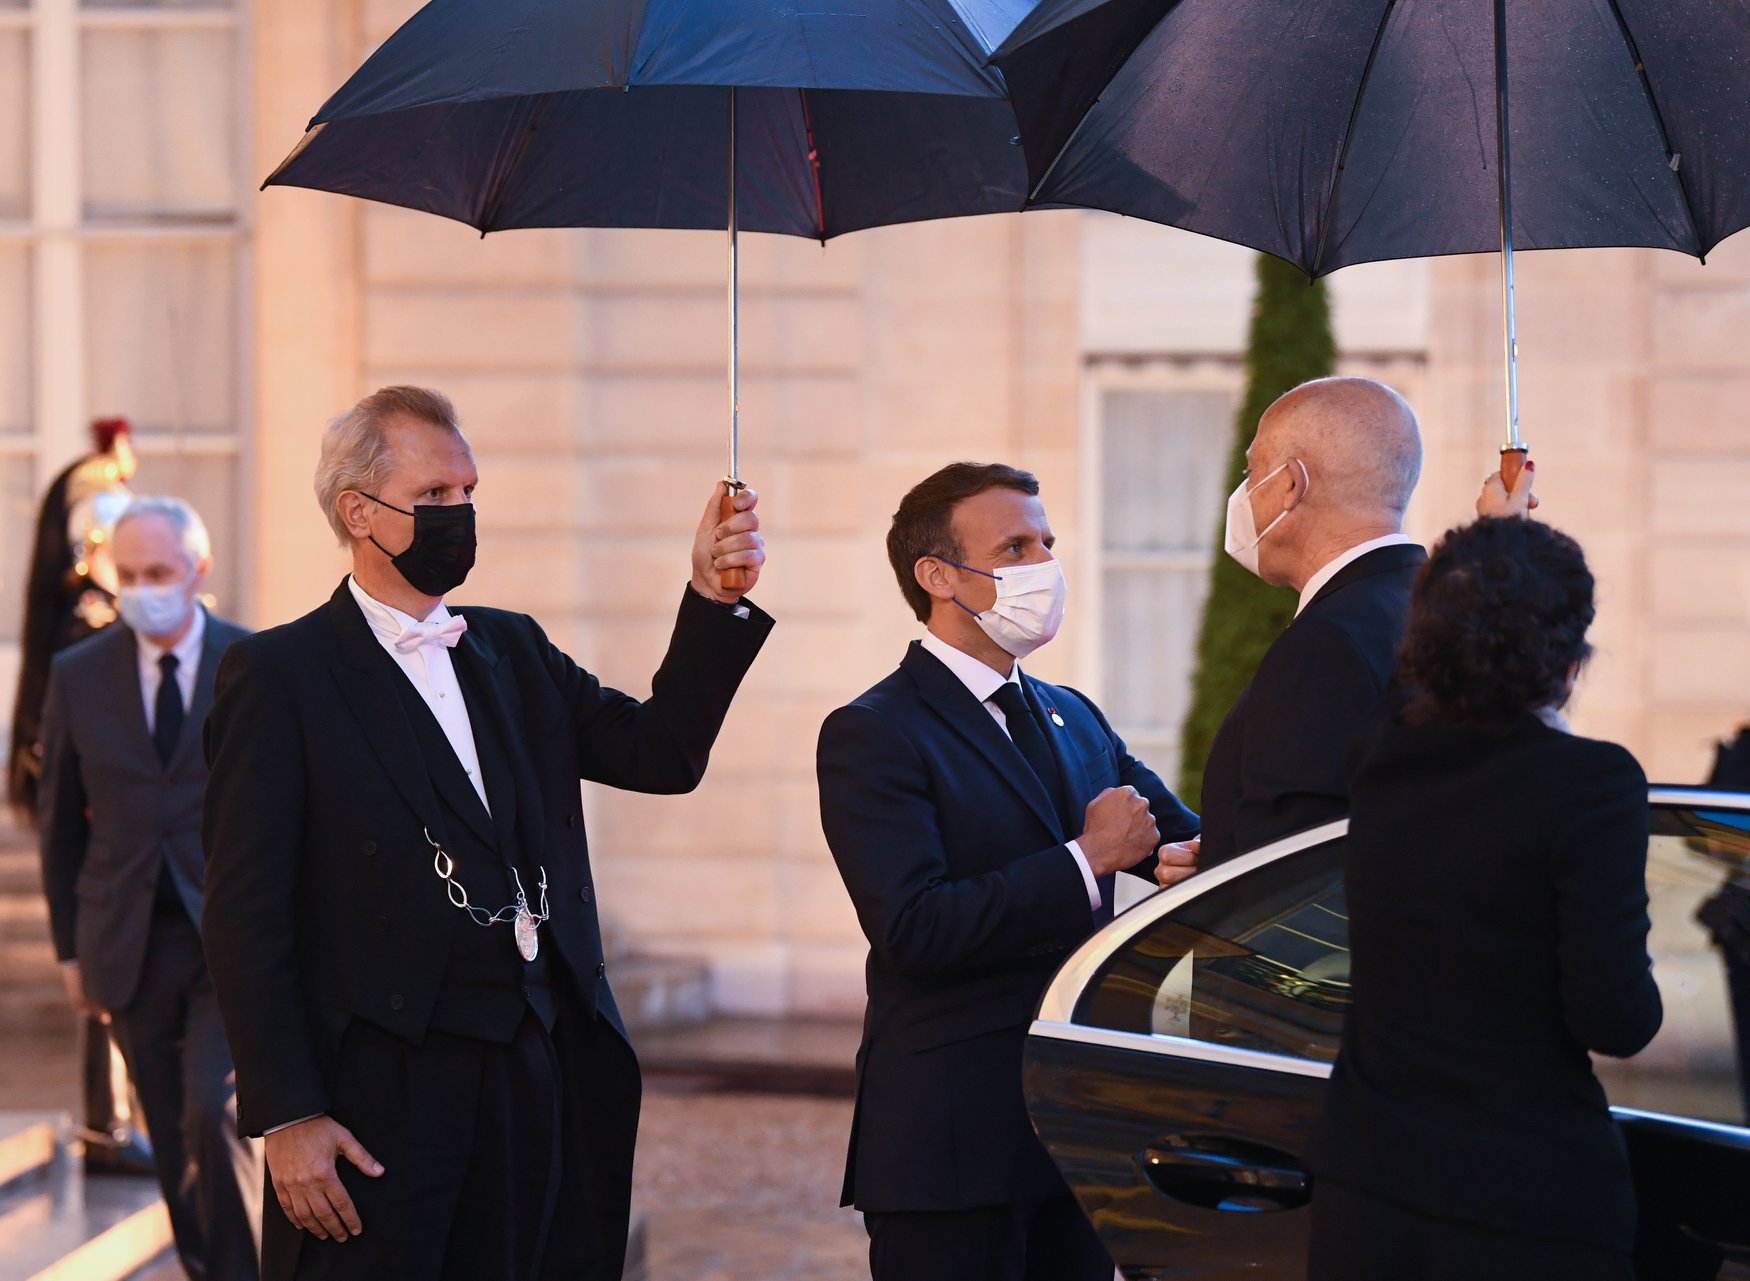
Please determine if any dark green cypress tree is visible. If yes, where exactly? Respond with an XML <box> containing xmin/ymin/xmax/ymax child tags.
<box><xmin>1176</xmin><ymin>255</ymin><xmax>1337</xmax><ymax>803</ymax></box>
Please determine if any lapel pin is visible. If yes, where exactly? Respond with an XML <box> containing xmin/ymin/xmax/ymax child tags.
<box><xmin>1046</xmin><ymin>706</ymin><xmax>1065</xmax><ymax>727</ymax></box>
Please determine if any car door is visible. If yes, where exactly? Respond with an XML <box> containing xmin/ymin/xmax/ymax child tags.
<box><xmin>1023</xmin><ymin>794</ymin><xmax>1750</xmax><ymax>1281</ymax></box>
<box><xmin>1024</xmin><ymin>821</ymin><xmax>1347</xmax><ymax>1280</ymax></box>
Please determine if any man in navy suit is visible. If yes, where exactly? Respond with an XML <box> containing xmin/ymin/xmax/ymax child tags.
<box><xmin>818</xmin><ymin>462</ymin><xmax>1199</xmax><ymax>1281</ymax></box>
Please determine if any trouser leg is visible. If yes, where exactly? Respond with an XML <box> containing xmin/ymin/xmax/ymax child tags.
<box><xmin>1021</xmin><ymin>1192</ymin><xmax>1113</xmax><ymax>1281</ymax></box>
<box><xmin>108</xmin><ymin>908</ymin><xmax>205</xmax><ymax>1277</ymax></box>
<box><xmin>866</xmin><ymin>1204</ymin><xmax>1028</xmax><ymax>1281</ymax></box>
<box><xmin>184</xmin><ymin>965</ymin><xmax>263</xmax><ymax>1281</ymax></box>
<box><xmin>539</xmin><ymin>965</ymin><xmax>642</xmax><ymax>1281</ymax></box>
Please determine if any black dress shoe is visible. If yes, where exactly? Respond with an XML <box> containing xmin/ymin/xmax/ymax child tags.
<box><xmin>83</xmin><ymin>1132</ymin><xmax>157</xmax><ymax>1178</ymax></box>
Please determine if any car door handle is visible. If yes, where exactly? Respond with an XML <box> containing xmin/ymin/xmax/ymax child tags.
<box><xmin>1139</xmin><ymin>1135</ymin><xmax>1313</xmax><ymax>1212</ymax></box>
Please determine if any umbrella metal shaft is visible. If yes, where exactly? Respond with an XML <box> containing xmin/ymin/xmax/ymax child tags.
<box><xmin>727</xmin><ymin>86</ymin><xmax>740</xmax><ymax>487</ymax></box>
<box><xmin>1494</xmin><ymin>0</ymin><xmax>1525</xmax><ymax>461</ymax></box>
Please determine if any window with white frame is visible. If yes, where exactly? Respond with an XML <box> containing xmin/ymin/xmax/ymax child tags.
<box><xmin>0</xmin><ymin>0</ymin><xmax>248</xmax><ymax>695</ymax></box>
<box><xmin>1087</xmin><ymin>371</ymin><xmax>1239</xmax><ymax>788</ymax></box>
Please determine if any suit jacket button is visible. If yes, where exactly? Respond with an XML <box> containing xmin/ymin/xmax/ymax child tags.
<box><xmin>579</xmin><ymin>886</ymin><xmax>592</xmax><ymax>903</ymax></box>
<box><xmin>362</xmin><ymin>840</ymin><xmax>376</xmax><ymax>856</ymax></box>
<box><xmin>567</xmin><ymin>813</ymin><xmax>579</xmax><ymax>829</ymax></box>
<box><xmin>596</xmin><ymin>962</ymin><xmax>605</xmax><ymax>978</ymax></box>
<box><xmin>389</xmin><ymin>994</ymin><xmax>405</xmax><ymax>1011</ymax></box>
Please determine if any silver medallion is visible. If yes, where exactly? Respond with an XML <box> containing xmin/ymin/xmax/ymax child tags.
<box><xmin>514</xmin><ymin>906</ymin><xmax>539</xmax><ymax>962</ymax></box>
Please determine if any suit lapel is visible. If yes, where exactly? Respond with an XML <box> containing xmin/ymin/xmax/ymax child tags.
<box><xmin>1025</xmin><ymin>676</ymin><xmax>1088</xmax><ymax>817</ymax></box>
<box><xmin>168</xmin><ymin>612</ymin><xmax>225</xmax><ymax>773</ymax></box>
<box><xmin>902</xmin><ymin>644</ymin><xmax>1064</xmax><ymax>840</ymax></box>
<box><xmin>448</xmin><ymin>623</ymin><xmax>530</xmax><ymax>862</ymax></box>
<box><xmin>102</xmin><ymin>627</ymin><xmax>159</xmax><ymax>767</ymax></box>
<box><xmin>325</xmin><ymin>584</ymin><xmax>451</xmax><ymax>839</ymax></box>
<box><xmin>387</xmin><ymin>667</ymin><xmax>498</xmax><ymax>850</ymax></box>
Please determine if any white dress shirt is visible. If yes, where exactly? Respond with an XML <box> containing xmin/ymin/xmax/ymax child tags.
<box><xmin>346</xmin><ymin>575</ymin><xmax>490</xmax><ymax>814</ymax></box>
<box><xmin>919</xmin><ymin>632</ymin><xmax>1102</xmax><ymax>910</ymax></box>
<box><xmin>136</xmin><ymin>604</ymin><xmax>206</xmax><ymax>732</ymax></box>
<box><xmin>1296</xmin><ymin>532</ymin><xmax>1416</xmax><ymax>616</ymax></box>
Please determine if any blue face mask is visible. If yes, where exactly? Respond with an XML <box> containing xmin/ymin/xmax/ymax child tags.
<box><xmin>117</xmin><ymin>579</ymin><xmax>194</xmax><ymax>639</ymax></box>
<box><xmin>938</xmin><ymin>556</ymin><xmax>1068</xmax><ymax>660</ymax></box>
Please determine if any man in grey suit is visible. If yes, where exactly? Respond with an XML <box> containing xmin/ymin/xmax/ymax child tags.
<box><xmin>38</xmin><ymin>496</ymin><xmax>262</xmax><ymax>1279</ymax></box>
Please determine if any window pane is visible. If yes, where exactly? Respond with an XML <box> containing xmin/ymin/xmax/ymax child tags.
<box><xmin>82</xmin><ymin>28</ymin><xmax>236</xmax><ymax>219</ymax></box>
<box><xmin>0</xmin><ymin>456</ymin><xmax>39</xmax><ymax>644</ymax></box>
<box><xmin>1103</xmin><ymin>565</ymin><xmax>1205</xmax><ymax>742</ymax></box>
<box><xmin>0</xmin><ymin>248</ymin><xmax>29</xmax><ymax>434</ymax></box>
<box><xmin>1100</xmin><ymin>389</ymin><xmax>1233</xmax><ymax>553</ymax></box>
<box><xmin>1594</xmin><ymin>810</ymin><xmax>1750</xmax><ymax>1127</ymax></box>
<box><xmin>0</xmin><ymin>30</ymin><xmax>29</xmax><ymax>218</ymax></box>
<box><xmin>129</xmin><ymin>451</ymin><xmax>238</xmax><ymax>616</ymax></box>
<box><xmin>1075</xmin><ymin>840</ymin><xmax>1350</xmax><ymax>1063</ymax></box>
<box><xmin>85</xmin><ymin>242</ymin><xmax>235</xmax><ymax>433</ymax></box>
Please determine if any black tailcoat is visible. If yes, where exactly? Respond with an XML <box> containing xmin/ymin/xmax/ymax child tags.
<box><xmin>201</xmin><ymin>581</ymin><xmax>770</xmax><ymax>1277</ymax></box>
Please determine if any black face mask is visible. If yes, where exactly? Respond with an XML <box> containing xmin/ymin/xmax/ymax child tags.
<box><xmin>362</xmin><ymin>495</ymin><xmax>477</xmax><ymax>597</ymax></box>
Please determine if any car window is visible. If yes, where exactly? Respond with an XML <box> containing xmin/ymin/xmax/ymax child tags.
<box><xmin>1071</xmin><ymin>801</ymin><xmax>1750</xmax><ymax>1124</ymax></box>
<box><xmin>1592</xmin><ymin>807</ymin><xmax>1750</xmax><ymax>1127</ymax></box>
<box><xmin>1073</xmin><ymin>838</ymin><xmax>1350</xmax><ymax>1063</ymax></box>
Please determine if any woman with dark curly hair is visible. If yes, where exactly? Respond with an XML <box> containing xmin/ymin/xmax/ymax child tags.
<box><xmin>1308</xmin><ymin>517</ymin><xmax>1662</xmax><ymax>1281</ymax></box>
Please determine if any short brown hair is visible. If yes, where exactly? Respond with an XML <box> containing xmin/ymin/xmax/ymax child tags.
<box><xmin>886</xmin><ymin>462</ymin><xmax>1039</xmax><ymax>623</ymax></box>
<box><xmin>314</xmin><ymin>386</ymin><xmax>467</xmax><ymax>546</ymax></box>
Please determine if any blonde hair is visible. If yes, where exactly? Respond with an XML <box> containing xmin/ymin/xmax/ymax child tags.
<box><xmin>314</xmin><ymin>386</ymin><xmax>466</xmax><ymax>546</ymax></box>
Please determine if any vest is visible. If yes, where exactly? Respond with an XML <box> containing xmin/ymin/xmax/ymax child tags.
<box><xmin>388</xmin><ymin>649</ymin><xmax>556</xmax><ymax>1041</ymax></box>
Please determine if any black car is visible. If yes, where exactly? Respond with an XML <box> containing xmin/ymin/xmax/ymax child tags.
<box><xmin>1024</xmin><ymin>788</ymin><xmax>1750</xmax><ymax>1279</ymax></box>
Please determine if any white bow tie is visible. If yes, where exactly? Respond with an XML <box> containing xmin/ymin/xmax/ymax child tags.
<box><xmin>393</xmin><ymin>615</ymin><xmax>468</xmax><ymax>653</ymax></box>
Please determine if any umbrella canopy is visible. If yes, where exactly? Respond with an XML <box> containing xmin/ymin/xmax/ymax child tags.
<box><xmin>993</xmin><ymin>0</ymin><xmax>1750</xmax><ymax>277</ymax></box>
<box><xmin>266</xmin><ymin>0</ymin><xmax>1040</xmax><ymax>240</ymax></box>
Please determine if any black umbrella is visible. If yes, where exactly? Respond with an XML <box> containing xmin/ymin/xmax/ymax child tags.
<box><xmin>267</xmin><ymin>0</ymin><xmax>1038</xmax><ymax>584</ymax></box>
<box><xmin>994</xmin><ymin>0</ymin><xmax>1750</xmax><ymax>480</ymax></box>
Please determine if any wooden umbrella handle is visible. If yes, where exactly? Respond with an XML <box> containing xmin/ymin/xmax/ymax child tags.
<box><xmin>1500</xmin><ymin>445</ymin><xmax>1529</xmax><ymax>494</ymax></box>
<box><xmin>719</xmin><ymin>485</ymin><xmax>750</xmax><ymax>593</ymax></box>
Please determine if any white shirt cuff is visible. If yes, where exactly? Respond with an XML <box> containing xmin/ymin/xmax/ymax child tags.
<box><xmin>1066</xmin><ymin>840</ymin><xmax>1101</xmax><ymax>910</ymax></box>
<box><xmin>263</xmin><ymin>1114</ymin><xmax>323</xmax><ymax>1135</ymax></box>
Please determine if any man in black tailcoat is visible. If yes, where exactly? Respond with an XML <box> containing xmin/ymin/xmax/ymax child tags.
<box><xmin>201</xmin><ymin>385</ymin><xmax>772</xmax><ymax>1281</ymax></box>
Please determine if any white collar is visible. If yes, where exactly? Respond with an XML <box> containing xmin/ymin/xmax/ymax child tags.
<box><xmin>1535</xmin><ymin>705</ymin><xmax>1573</xmax><ymax>734</ymax></box>
<box><xmin>346</xmin><ymin>574</ymin><xmax>453</xmax><ymax>646</ymax></box>
<box><xmin>137</xmin><ymin>602</ymin><xmax>206</xmax><ymax>673</ymax></box>
<box><xmin>919</xmin><ymin>631</ymin><xmax>1020</xmax><ymax>705</ymax></box>
<box><xmin>1296</xmin><ymin>533</ymin><xmax>1415</xmax><ymax>616</ymax></box>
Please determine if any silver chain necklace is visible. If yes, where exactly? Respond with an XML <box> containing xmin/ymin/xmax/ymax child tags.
<box><xmin>423</xmin><ymin>827</ymin><xmax>549</xmax><ymax>961</ymax></box>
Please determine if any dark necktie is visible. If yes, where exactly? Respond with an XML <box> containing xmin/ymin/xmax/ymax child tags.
<box><xmin>153</xmin><ymin>653</ymin><xmax>183</xmax><ymax>766</ymax></box>
<box><xmin>989</xmin><ymin>682</ymin><xmax>1066</xmax><ymax>830</ymax></box>
<box><xmin>991</xmin><ymin>682</ymin><xmax>1114</xmax><ymax>923</ymax></box>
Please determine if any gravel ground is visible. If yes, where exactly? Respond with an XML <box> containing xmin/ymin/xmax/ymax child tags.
<box><xmin>632</xmin><ymin>1087</ymin><xmax>866</xmax><ymax>1281</ymax></box>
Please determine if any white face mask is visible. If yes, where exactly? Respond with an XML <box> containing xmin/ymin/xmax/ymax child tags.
<box><xmin>117</xmin><ymin>579</ymin><xmax>194</xmax><ymax>639</ymax></box>
<box><xmin>1223</xmin><ymin>459</ymin><xmax>1307</xmax><ymax>577</ymax></box>
<box><xmin>944</xmin><ymin>555</ymin><xmax>1068</xmax><ymax>660</ymax></box>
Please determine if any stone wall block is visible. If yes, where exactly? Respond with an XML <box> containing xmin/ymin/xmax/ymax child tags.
<box><xmin>1652</xmin><ymin>286</ymin><xmax>1750</xmax><ymax>371</ymax></box>
<box><xmin>365</xmin><ymin>207</ymin><xmax>577</xmax><ymax>286</ymax></box>
<box><xmin>366</xmin><ymin>289</ymin><xmax>577</xmax><ymax>370</ymax></box>
<box><xmin>1648</xmin><ymin>624</ymin><xmax>1750</xmax><ymax>706</ymax></box>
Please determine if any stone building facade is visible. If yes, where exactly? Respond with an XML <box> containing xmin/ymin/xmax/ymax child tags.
<box><xmin>3</xmin><ymin>0</ymin><xmax>1747</xmax><ymax>1015</ymax></box>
